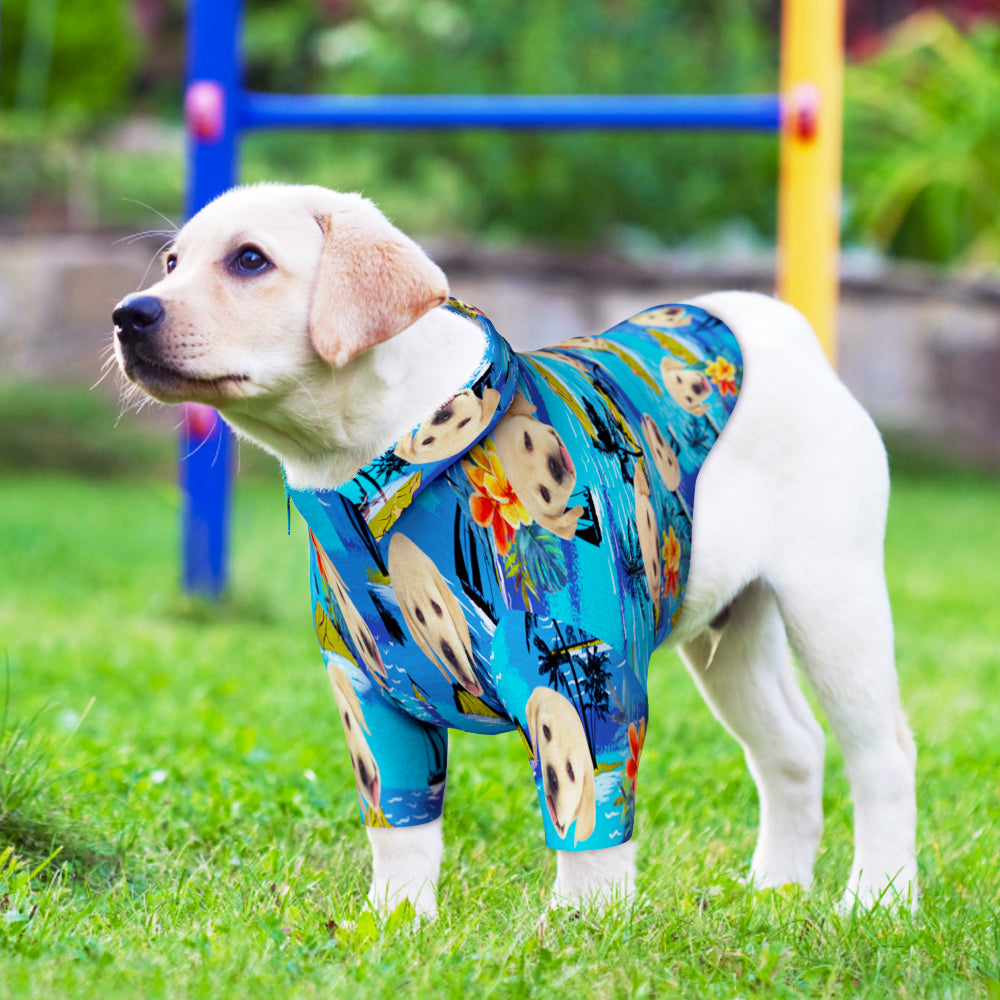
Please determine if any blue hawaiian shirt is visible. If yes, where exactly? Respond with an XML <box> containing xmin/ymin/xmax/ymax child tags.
<box><xmin>288</xmin><ymin>299</ymin><xmax>742</xmax><ymax>850</ymax></box>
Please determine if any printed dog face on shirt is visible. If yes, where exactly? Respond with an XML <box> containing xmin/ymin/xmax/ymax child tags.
<box><xmin>388</xmin><ymin>532</ymin><xmax>482</xmax><ymax>696</ymax></box>
<box><xmin>395</xmin><ymin>387</ymin><xmax>501</xmax><ymax>464</ymax></box>
<box><xmin>634</xmin><ymin>463</ymin><xmax>662</xmax><ymax>607</ymax></box>
<box><xmin>526</xmin><ymin>687</ymin><xmax>596</xmax><ymax>846</ymax></box>
<box><xmin>634</xmin><ymin>304</ymin><xmax>690</xmax><ymax>328</ymax></box>
<box><xmin>492</xmin><ymin>392</ymin><xmax>584</xmax><ymax>540</ymax></box>
<box><xmin>641</xmin><ymin>414</ymin><xmax>681</xmax><ymax>493</ymax></box>
<box><xmin>328</xmin><ymin>664</ymin><xmax>381</xmax><ymax>811</ymax></box>
<box><xmin>660</xmin><ymin>357</ymin><xmax>713</xmax><ymax>417</ymax></box>
<box><xmin>315</xmin><ymin>541</ymin><xmax>387</xmax><ymax>681</ymax></box>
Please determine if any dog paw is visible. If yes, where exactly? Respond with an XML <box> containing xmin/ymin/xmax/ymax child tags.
<box><xmin>837</xmin><ymin>874</ymin><xmax>919</xmax><ymax>915</ymax></box>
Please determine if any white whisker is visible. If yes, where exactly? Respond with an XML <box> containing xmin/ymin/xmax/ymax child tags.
<box><xmin>288</xmin><ymin>374</ymin><xmax>324</xmax><ymax>423</ymax></box>
<box><xmin>112</xmin><ymin>228</ymin><xmax>176</xmax><ymax>248</ymax></box>
<box><xmin>121</xmin><ymin>199</ymin><xmax>179</xmax><ymax>234</ymax></box>
<box><xmin>138</xmin><ymin>239</ymin><xmax>177</xmax><ymax>289</ymax></box>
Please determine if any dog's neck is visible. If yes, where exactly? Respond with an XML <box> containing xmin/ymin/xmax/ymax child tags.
<box><xmin>223</xmin><ymin>306</ymin><xmax>489</xmax><ymax>490</ymax></box>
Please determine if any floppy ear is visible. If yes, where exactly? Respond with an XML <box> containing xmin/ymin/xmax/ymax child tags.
<box><xmin>439</xmin><ymin>576</ymin><xmax>475</xmax><ymax>663</ymax></box>
<box><xmin>393</xmin><ymin>435</ymin><xmax>417</xmax><ymax>462</ymax></box>
<box><xmin>388</xmin><ymin>533</ymin><xmax>449</xmax><ymax>669</ymax></box>
<box><xmin>309</xmin><ymin>202</ymin><xmax>449</xmax><ymax>367</ymax></box>
<box><xmin>573</xmin><ymin>767</ymin><xmax>597</xmax><ymax>845</ymax></box>
<box><xmin>327</xmin><ymin>665</ymin><xmax>370</xmax><ymax>734</ymax></box>
<box><xmin>537</xmin><ymin>506</ymin><xmax>583</xmax><ymax>540</ymax></box>
<box><xmin>478</xmin><ymin>387</ymin><xmax>501</xmax><ymax>424</ymax></box>
<box><xmin>660</xmin><ymin>356</ymin><xmax>685</xmax><ymax>374</ymax></box>
<box><xmin>507</xmin><ymin>391</ymin><xmax>537</xmax><ymax>418</ymax></box>
<box><xmin>633</xmin><ymin>462</ymin><xmax>650</xmax><ymax>498</ymax></box>
<box><xmin>525</xmin><ymin>690</ymin><xmax>541</xmax><ymax>754</ymax></box>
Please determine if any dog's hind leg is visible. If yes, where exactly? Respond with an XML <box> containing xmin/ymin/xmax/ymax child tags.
<box><xmin>679</xmin><ymin>581</ymin><xmax>826</xmax><ymax>890</ymax></box>
<box><xmin>772</xmin><ymin>559</ymin><xmax>917</xmax><ymax>911</ymax></box>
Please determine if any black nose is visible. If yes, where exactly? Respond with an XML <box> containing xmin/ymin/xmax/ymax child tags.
<box><xmin>113</xmin><ymin>295</ymin><xmax>165</xmax><ymax>345</ymax></box>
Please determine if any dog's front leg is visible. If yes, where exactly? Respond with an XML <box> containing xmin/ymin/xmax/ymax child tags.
<box><xmin>551</xmin><ymin>840</ymin><xmax>637</xmax><ymax>911</ymax></box>
<box><xmin>367</xmin><ymin>817</ymin><xmax>444</xmax><ymax>919</ymax></box>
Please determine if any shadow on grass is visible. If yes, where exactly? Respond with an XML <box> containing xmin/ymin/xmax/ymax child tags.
<box><xmin>0</xmin><ymin>809</ymin><xmax>124</xmax><ymax>890</ymax></box>
<box><xmin>1</xmin><ymin>673</ymin><xmax>129</xmax><ymax>892</ymax></box>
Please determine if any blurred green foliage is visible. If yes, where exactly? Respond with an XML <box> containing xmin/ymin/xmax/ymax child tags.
<box><xmin>843</xmin><ymin>11</ymin><xmax>1000</xmax><ymax>265</ymax></box>
<box><xmin>1</xmin><ymin>0</ymin><xmax>779</xmax><ymax>248</ymax></box>
<box><xmin>236</xmin><ymin>0</ymin><xmax>781</xmax><ymax>247</ymax></box>
<box><xmin>1</xmin><ymin>1</ymin><xmax>996</xmax><ymax>264</ymax></box>
<box><xmin>0</xmin><ymin>0</ymin><xmax>138</xmax><ymax>115</ymax></box>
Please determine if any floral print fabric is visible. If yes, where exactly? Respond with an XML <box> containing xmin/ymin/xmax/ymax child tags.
<box><xmin>288</xmin><ymin>299</ymin><xmax>742</xmax><ymax>849</ymax></box>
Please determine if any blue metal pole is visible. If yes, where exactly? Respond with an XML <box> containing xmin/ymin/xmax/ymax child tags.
<box><xmin>180</xmin><ymin>0</ymin><xmax>242</xmax><ymax>597</ymax></box>
<box><xmin>241</xmin><ymin>92</ymin><xmax>782</xmax><ymax>133</ymax></box>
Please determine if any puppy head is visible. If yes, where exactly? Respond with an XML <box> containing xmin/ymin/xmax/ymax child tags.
<box><xmin>641</xmin><ymin>414</ymin><xmax>680</xmax><ymax>492</ymax></box>
<box><xmin>525</xmin><ymin>687</ymin><xmax>596</xmax><ymax>845</ymax></box>
<box><xmin>395</xmin><ymin>387</ymin><xmax>501</xmax><ymax>465</ymax></box>
<box><xmin>635</xmin><ymin>305</ymin><xmax>690</xmax><ymax>328</ymax></box>
<box><xmin>660</xmin><ymin>357</ymin><xmax>712</xmax><ymax>417</ymax></box>
<box><xmin>633</xmin><ymin>463</ymin><xmax>661</xmax><ymax>607</ymax></box>
<box><xmin>327</xmin><ymin>664</ymin><xmax>381</xmax><ymax>810</ymax></box>
<box><xmin>111</xmin><ymin>184</ymin><xmax>448</xmax><ymax>408</ymax></box>
<box><xmin>492</xmin><ymin>393</ymin><xmax>582</xmax><ymax>540</ymax></box>
<box><xmin>388</xmin><ymin>533</ymin><xmax>482</xmax><ymax>696</ymax></box>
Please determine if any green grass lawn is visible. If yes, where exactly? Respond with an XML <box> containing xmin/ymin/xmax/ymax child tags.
<box><xmin>1</xmin><ymin>449</ymin><xmax>999</xmax><ymax>998</ymax></box>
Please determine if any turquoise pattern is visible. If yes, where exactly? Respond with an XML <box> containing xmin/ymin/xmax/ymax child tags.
<box><xmin>288</xmin><ymin>299</ymin><xmax>742</xmax><ymax>849</ymax></box>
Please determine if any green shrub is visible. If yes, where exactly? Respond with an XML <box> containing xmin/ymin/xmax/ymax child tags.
<box><xmin>0</xmin><ymin>0</ymin><xmax>137</xmax><ymax>116</ymax></box>
<box><xmin>844</xmin><ymin>11</ymin><xmax>1000</xmax><ymax>265</ymax></box>
<box><xmin>240</xmin><ymin>0</ymin><xmax>780</xmax><ymax>248</ymax></box>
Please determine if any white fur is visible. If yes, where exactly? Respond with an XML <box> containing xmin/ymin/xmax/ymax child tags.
<box><xmin>367</xmin><ymin>816</ymin><xmax>443</xmax><ymax>919</ymax></box>
<box><xmin>113</xmin><ymin>185</ymin><xmax>917</xmax><ymax>919</ymax></box>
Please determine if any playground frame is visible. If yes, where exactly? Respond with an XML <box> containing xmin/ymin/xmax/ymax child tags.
<box><xmin>179</xmin><ymin>0</ymin><xmax>844</xmax><ymax>596</ymax></box>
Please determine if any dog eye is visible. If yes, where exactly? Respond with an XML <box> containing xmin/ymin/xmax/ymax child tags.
<box><xmin>165</xmin><ymin>253</ymin><xmax>177</xmax><ymax>274</ymax></box>
<box><xmin>539</xmin><ymin>485</ymin><xmax>551</xmax><ymax>504</ymax></box>
<box><xmin>566</xmin><ymin>762</ymin><xmax>575</xmax><ymax>782</ymax></box>
<box><xmin>542</xmin><ymin>724</ymin><xmax>552</xmax><ymax>742</ymax></box>
<box><xmin>523</xmin><ymin>431</ymin><xmax>533</xmax><ymax>452</ymax></box>
<box><xmin>230</xmin><ymin>245</ymin><xmax>270</xmax><ymax>275</ymax></box>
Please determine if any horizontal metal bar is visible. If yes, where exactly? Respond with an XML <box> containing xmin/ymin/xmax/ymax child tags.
<box><xmin>240</xmin><ymin>92</ymin><xmax>782</xmax><ymax>133</ymax></box>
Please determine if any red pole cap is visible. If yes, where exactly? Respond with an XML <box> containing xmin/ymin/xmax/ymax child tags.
<box><xmin>185</xmin><ymin>80</ymin><xmax>226</xmax><ymax>143</ymax></box>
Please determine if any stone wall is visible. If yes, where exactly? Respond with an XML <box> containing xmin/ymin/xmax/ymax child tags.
<box><xmin>2</xmin><ymin>233</ymin><xmax>998</xmax><ymax>465</ymax></box>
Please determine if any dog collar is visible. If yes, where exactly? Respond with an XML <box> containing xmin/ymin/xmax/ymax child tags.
<box><xmin>306</xmin><ymin>299</ymin><xmax>521</xmax><ymax>538</ymax></box>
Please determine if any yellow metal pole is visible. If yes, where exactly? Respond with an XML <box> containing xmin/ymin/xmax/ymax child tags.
<box><xmin>777</xmin><ymin>0</ymin><xmax>845</xmax><ymax>365</ymax></box>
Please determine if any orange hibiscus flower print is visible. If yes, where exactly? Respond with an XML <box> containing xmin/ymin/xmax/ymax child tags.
<box><xmin>626</xmin><ymin>717</ymin><xmax>646</xmax><ymax>789</ymax></box>
<box><xmin>462</xmin><ymin>440</ymin><xmax>531</xmax><ymax>556</ymax></box>
<box><xmin>661</xmin><ymin>526</ymin><xmax>681</xmax><ymax>598</ymax></box>
<box><xmin>705</xmin><ymin>355</ymin><xmax>737</xmax><ymax>396</ymax></box>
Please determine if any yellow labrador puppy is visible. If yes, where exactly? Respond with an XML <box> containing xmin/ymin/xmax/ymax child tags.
<box><xmin>394</xmin><ymin>388</ymin><xmax>501</xmax><ymax>465</ymax></box>
<box><xmin>526</xmin><ymin>687</ymin><xmax>597</xmax><ymax>847</ymax></box>
<box><xmin>387</xmin><ymin>532</ymin><xmax>482</xmax><ymax>697</ymax></box>
<box><xmin>327</xmin><ymin>664</ymin><xmax>381</xmax><ymax>813</ymax></box>
<box><xmin>112</xmin><ymin>184</ymin><xmax>917</xmax><ymax>918</ymax></box>
<box><xmin>491</xmin><ymin>391</ymin><xmax>584</xmax><ymax>540</ymax></box>
<box><xmin>633</xmin><ymin>463</ymin><xmax>662</xmax><ymax>609</ymax></box>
